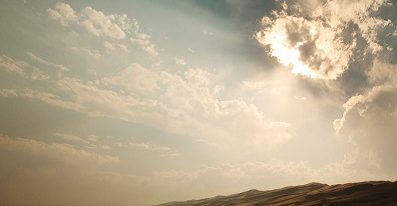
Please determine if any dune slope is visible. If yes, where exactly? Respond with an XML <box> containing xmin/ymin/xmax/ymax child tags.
<box><xmin>157</xmin><ymin>181</ymin><xmax>397</xmax><ymax>206</ymax></box>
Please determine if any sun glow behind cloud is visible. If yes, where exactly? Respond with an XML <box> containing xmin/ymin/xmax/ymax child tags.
<box><xmin>255</xmin><ymin>8</ymin><xmax>361</xmax><ymax>80</ymax></box>
<box><xmin>257</xmin><ymin>27</ymin><xmax>320</xmax><ymax>78</ymax></box>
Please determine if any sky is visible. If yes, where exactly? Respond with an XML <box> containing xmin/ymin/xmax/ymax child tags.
<box><xmin>0</xmin><ymin>0</ymin><xmax>396</xmax><ymax>205</ymax></box>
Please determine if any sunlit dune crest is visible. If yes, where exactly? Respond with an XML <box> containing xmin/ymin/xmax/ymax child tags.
<box><xmin>159</xmin><ymin>181</ymin><xmax>397</xmax><ymax>206</ymax></box>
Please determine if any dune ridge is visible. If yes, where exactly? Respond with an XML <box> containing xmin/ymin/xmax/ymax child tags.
<box><xmin>157</xmin><ymin>181</ymin><xmax>397</xmax><ymax>206</ymax></box>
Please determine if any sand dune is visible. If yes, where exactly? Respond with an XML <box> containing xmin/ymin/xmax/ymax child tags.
<box><xmin>158</xmin><ymin>181</ymin><xmax>397</xmax><ymax>206</ymax></box>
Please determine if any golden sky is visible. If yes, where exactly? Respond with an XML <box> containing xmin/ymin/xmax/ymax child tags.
<box><xmin>0</xmin><ymin>0</ymin><xmax>397</xmax><ymax>205</ymax></box>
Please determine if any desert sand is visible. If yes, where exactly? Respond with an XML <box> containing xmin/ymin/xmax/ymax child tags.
<box><xmin>158</xmin><ymin>181</ymin><xmax>397</xmax><ymax>206</ymax></box>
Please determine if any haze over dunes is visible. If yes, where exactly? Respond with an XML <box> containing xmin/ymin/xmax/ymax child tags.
<box><xmin>159</xmin><ymin>181</ymin><xmax>397</xmax><ymax>206</ymax></box>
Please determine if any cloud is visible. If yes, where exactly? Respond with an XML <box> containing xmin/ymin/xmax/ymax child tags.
<box><xmin>128</xmin><ymin>141</ymin><xmax>180</xmax><ymax>158</ymax></box>
<box><xmin>80</xmin><ymin>7</ymin><xmax>125</xmax><ymax>39</ymax></box>
<box><xmin>0</xmin><ymin>132</ymin><xmax>387</xmax><ymax>205</ymax></box>
<box><xmin>0</xmin><ymin>55</ymin><xmax>25</xmax><ymax>75</ymax></box>
<box><xmin>0</xmin><ymin>134</ymin><xmax>119</xmax><ymax>165</ymax></box>
<box><xmin>47</xmin><ymin>2</ymin><xmax>78</xmax><ymax>26</ymax></box>
<box><xmin>255</xmin><ymin>0</ymin><xmax>397</xmax><ymax>179</ymax></box>
<box><xmin>103</xmin><ymin>41</ymin><xmax>129</xmax><ymax>54</ymax></box>
<box><xmin>2</xmin><ymin>62</ymin><xmax>292</xmax><ymax>154</ymax></box>
<box><xmin>0</xmin><ymin>52</ymin><xmax>70</xmax><ymax>80</ymax></box>
<box><xmin>0</xmin><ymin>89</ymin><xmax>18</xmax><ymax>97</ymax></box>
<box><xmin>188</xmin><ymin>48</ymin><xmax>195</xmax><ymax>53</ymax></box>
<box><xmin>100</xmin><ymin>64</ymin><xmax>292</xmax><ymax>152</ymax></box>
<box><xmin>0</xmin><ymin>55</ymin><xmax>49</xmax><ymax>80</ymax></box>
<box><xmin>175</xmin><ymin>57</ymin><xmax>187</xmax><ymax>66</ymax></box>
<box><xmin>26</xmin><ymin>52</ymin><xmax>69</xmax><ymax>72</ymax></box>
<box><xmin>334</xmin><ymin>83</ymin><xmax>397</xmax><ymax>173</ymax></box>
<box><xmin>55</xmin><ymin>133</ymin><xmax>90</xmax><ymax>144</ymax></box>
<box><xmin>70</xmin><ymin>46</ymin><xmax>102</xmax><ymax>59</ymax></box>
<box><xmin>0</xmin><ymin>134</ymin><xmax>158</xmax><ymax>206</ymax></box>
<box><xmin>0</xmin><ymin>133</ymin><xmax>387</xmax><ymax>206</ymax></box>
<box><xmin>70</xmin><ymin>47</ymin><xmax>102</xmax><ymax>60</ymax></box>
<box><xmin>255</xmin><ymin>0</ymin><xmax>395</xmax><ymax>79</ymax></box>
<box><xmin>47</xmin><ymin>2</ymin><xmax>158</xmax><ymax>56</ymax></box>
<box><xmin>130</xmin><ymin>32</ymin><xmax>158</xmax><ymax>56</ymax></box>
<box><xmin>0</xmin><ymin>88</ymin><xmax>83</xmax><ymax>111</ymax></box>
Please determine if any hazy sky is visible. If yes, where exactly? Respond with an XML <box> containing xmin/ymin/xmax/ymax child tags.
<box><xmin>0</xmin><ymin>0</ymin><xmax>396</xmax><ymax>205</ymax></box>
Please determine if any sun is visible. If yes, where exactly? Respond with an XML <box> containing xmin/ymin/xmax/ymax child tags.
<box><xmin>272</xmin><ymin>42</ymin><xmax>319</xmax><ymax>78</ymax></box>
<box><xmin>258</xmin><ymin>29</ymin><xmax>320</xmax><ymax>79</ymax></box>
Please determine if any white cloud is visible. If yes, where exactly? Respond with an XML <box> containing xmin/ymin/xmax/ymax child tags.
<box><xmin>103</xmin><ymin>41</ymin><xmax>115</xmax><ymax>53</ymax></box>
<box><xmin>47</xmin><ymin>3</ymin><xmax>158</xmax><ymax>56</ymax></box>
<box><xmin>0</xmin><ymin>55</ymin><xmax>25</xmax><ymax>75</ymax></box>
<box><xmin>175</xmin><ymin>57</ymin><xmax>187</xmax><ymax>66</ymax></box>
<box><xmin>0</xmin><ymin>134</ymin><xmax>119</xmax><ymax>166</ymax></box>
<box><xmin>128</xmin><ymin>141</ymin><xmax>180</xmax><ymax>158</ymax></box>
<box><xmin>120</xmin><ymin>63</ymin><xmax>291</xmax><ymax>150</ymax></box>
<box><xmin>55</xmin><ymin>133</ymin><xmax>90</xmax><ymax>144</ymax></box>
<box><xmin>0</xmin><ymin>89</ymin><xmax>18</xmax><ymax>97</ymax></box>
<box><xmin>47</xmin><ymin>2</ymin><xmax>78</xmax><ymax>26</ymax></box>
<box><xmin>334</xmin><ymin>61</ymin><xmax>397</xmax><ymax>172</ymax></box>
<box><xmin>0</xmin><ymin>88</ymin><xmax>83</xmax><ymax>112</ymax></box>
<box><xmin>0</xmin><ymin>55</ymin><xmax>49</xmax><ymax>80</ymax></box>
<box><xmin>3</xmin><ymin>62</ymin><xmax>292</xmax><ymax>154</ymax></box>
<box><xmin>70</xmin><ymin>47</ymin><xmax>102</xmax><ymax>59</ymax></box>
<box><xmin>255</xmin><ymin>0</ymin><xmax>394</xmax><ymax>79</ymax></box>
<box><xmin>27</xmin><ymin>52</ymin><xmax>70</xmax><ymax>72</ymax></box>
<box><xmin>130</xmin><ymin>33</ymin><xmax>158</xmax><ymax>56</ymax></box>
<box><xmin>334</xmin><ymin>83</ymin><xmax>397</xmax><ymax>173</ymax></box>
<box><xmin>80</xmin><ymin>7</ymin><xmax>125</xmax><ymax>39</ymax></box>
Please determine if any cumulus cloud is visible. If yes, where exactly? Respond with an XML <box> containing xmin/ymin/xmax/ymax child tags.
<box><xmin>256</xmin><ymin>0</ymin><xmax>397</xmax><ymax>178</ymax></box>
<box><xmin>334</xmin><ymin>83</ymin><xmax>397</xmax><ymax>173</ymax></box>
<box><xmin>100</xmin><ymin>64</ymin><xmax>292</xmax><ymax>151</ymax></box>
<box><xmin>47</xmin><ymin>2</ymin><xmax>77</xmax><ymax>26</ymax></box>
<box><xmin>255</xmin><ymin>0</ymin><xmax>395</xmax><ymax>79</ymax></box>
<box><xmin>130</xmin><ymin>32</ymin><xmax>158</xmax><ymax>56</ymax></box>
<box><xmin>316</xmin><ymin>0</ymin><xmax>397</xmax><ymax>175</ymax></box>
<box><xmin>47</xmin><ymin>2</ymin><xmax>157</xmax><ymax>56</ymax></box>
<box><xmin>79</xmin><ymin>7</ymin><xmax>126</xmax><ymax>39</ymax></box>
<box><xmin>3</xmin><ymin>62</ymin><xmax>292</xmax><ymax>154</ymax></box>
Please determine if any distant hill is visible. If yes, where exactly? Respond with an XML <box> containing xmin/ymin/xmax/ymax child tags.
<box><xmin>157</xmin><ymin>181</ymin><xmax>397</xmax><ymax>206</ymax></box>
